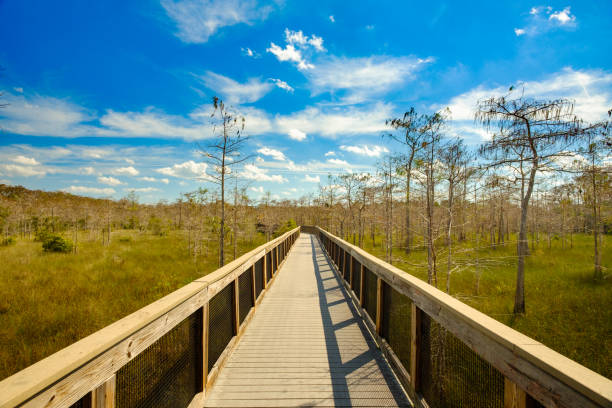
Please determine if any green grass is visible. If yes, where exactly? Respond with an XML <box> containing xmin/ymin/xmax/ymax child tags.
<box><xmin>359</xmin><ymin>233</ymin><xmax>612</xmax><ymax>379</ymax></box>
<box><xmin>0</xmin><ymin>230</ymin><xmax>266</xmax><ymax>380</ymax></box>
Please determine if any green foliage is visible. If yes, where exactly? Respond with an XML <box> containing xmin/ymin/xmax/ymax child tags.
<box><xmin>274</xmin><ymin>219</ymin><xmax>297</xmax><ymax>237</ymax></box>
<box><xmin>42</xmin><ymin>235</ymin><xmax>73</xmax><ymax>253</ymax></box>
<box><xmin>147</xmin><ymin>216</ymin><xmax>167</xmax><ymax>236</ymax></box>
<box><xmin>0</xmin><ymin>236</ymin><xmax>16</xmax><ymax>246</ymax></box>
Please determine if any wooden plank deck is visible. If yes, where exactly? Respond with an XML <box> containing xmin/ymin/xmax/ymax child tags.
<box><xmin>204</xmin><ymin>233</ymin><xmax>412</xmax><ymax>407</ymax></box>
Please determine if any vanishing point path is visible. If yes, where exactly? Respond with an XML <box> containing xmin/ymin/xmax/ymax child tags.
<box><xmin>204</xmin><ymin>233</ymin><xmax>411</xmax><ymax>407</ymax></box>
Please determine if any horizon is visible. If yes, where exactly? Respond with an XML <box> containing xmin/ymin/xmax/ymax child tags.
<box><xmin>1</xmin><ymin>1</ymin><xmax>611</xmax><ymax>203</ymax></box>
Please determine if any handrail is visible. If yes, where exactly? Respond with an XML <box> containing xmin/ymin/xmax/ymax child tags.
<box><xmin>314</xmin><ymin>226</ymin><xmax>612</xmax><ymax>408</ymax></box>
<box><xmin>0</xmin><ymin>227</ymin><xmax>300</xmax><ymax>408</ymax></box>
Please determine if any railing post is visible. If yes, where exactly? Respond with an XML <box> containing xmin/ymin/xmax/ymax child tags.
<box><xmin>275</xmin><ymin>245</ymin><xmax>279</xmax><ymax>272</ymax></box>
<box><xmin>233</xmin><ymin>278</ymin><xmax>240</xmax><ymax>334</ymax></box>
<box><xmin>504</xmin><ymin>378</ymin><xmax>530</xmax><ymax>408</ymax></box>
<box><xmin>202</xmin><ymin>302</ymin><xmax>209</xmax><ymax>394</ymax></box>
<box><xmin>410</xmin><ymin>303</ymin><xmax>422</xmax><ymax>391</ymax></box>
<box><xmin>91</xmin><ymin>374</ymin><xmax>115</xmax><ymax>408</ymax></box>
<box><xmin>263</xmin><ymin>251</ymin><xmax>267</xmax><ymax>289</ymax></box>
<box><xmin>375</xmin><ymin>277</ymin><xmax>383</xmax><ymax>335</ymax></box>
<box><xmin>359</xmin><ymin>264</ymin><xmax>365</xmax><ymax>306</ymax></box>
<box><xmin>250</xmin><ymin>264</ymin><xmax>256</xmax><ymax>305</ymax></box>
<box><xmin>349</xmin><ymin>253</ymin><xmax>353</xmax><ymax>287</ymax></box>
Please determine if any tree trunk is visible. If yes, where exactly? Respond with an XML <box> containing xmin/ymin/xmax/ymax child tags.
<box><xmin>515</xmin><ymin>161</ymin><xmax>537</xmax><ymax>315</ymax></box>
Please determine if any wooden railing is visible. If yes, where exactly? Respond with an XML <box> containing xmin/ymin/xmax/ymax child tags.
<box><xmin>313</xmin><ymin>226</ymin><xmax>612</xmax><ymax>408</ymax></box>
<box><xmin>0</xmin><ymin>227</ymin><xmax>300</xmax><ymax>408</ymax></box>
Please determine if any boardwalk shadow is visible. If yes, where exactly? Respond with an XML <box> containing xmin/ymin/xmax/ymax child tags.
<box><xmin>308</xmin><ymin>233</ymin><xmax>411</xmax><ymax>407</ymax></box>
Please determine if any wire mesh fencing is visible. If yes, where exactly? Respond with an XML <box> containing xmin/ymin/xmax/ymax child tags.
<box><xmin>116</xmin><ymin>309</ymin><xmax>203</xmax><ymax>408</ymax></box>
<box><xmin>363</xmin><ymin>267</ymin><xmax>378</xmax><ymax>322</ymax></box>
<box><xmin>238</xmin><ymin>269</ymin><xmax>254</xmax><ymax>325</ymax></box>
<box><xmin>381</xmin><ymin>282</ymin><xmax>411</xmax><ymax>373</ymax></box>
<box><xmin>254</xmin><ymin>257</ymin><xmax>264</xmax><ymax>299</ymax></box>
<box><xmin>207</xmin><ymin>283</ymin><xmax>235</xmax><ymax>373</ymax></box>
<box><xmin>419</xmin><ymin>313</ymin><xmax>504</xmax><ymax>408</ymax></box>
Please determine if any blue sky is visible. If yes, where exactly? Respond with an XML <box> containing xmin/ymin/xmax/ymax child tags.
<box><xmin>0</xmin><ymin>0</ymin><xmax>611</xmax><ymax>202</ymax></box>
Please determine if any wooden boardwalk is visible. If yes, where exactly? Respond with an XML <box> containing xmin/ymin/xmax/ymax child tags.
<box><xmin>204</xmin><ymin>233</ymin><xmax>411</xmax><ymax>407</ymax></box>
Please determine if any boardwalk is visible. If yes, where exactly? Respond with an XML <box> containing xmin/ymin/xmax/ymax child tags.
<box><xmin>204</xmin><ymin>233</ymin><xmax>411</xmax><ymax>407</ymax></box>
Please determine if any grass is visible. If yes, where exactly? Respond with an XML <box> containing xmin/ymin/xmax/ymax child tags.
<box><xmin>0</xmin><ymin>230</ymin><xmax>266</xmax><ymax>380</ymax></box>
<box><xmin>358</xmin><ymin>233</ymin><xmax>612</xmax><ymax>379</ymax></box>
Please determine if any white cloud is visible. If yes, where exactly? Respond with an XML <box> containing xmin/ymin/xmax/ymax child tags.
<box><xmin>13</xmin><ymin>87</ymin><xmax>23</xmax><ymax>93</ymax></box>
<box><xmin>141</xmin><ymin>176</ymin><xmax>170</xmax><ymax>184</ymax></box>
<box><xmin>304</xmin><ymin>174</ymin><xmax>320</xmax><ymax>182</ymax></box>
<box><xmin>81</xmin><ymin>166</ymin><xmax>96</xmax><ymax>175</ymax></box>
<box><xmin>0</xmin><ymin>92</ymin><xmax>98</xmax><ymax>137</ymax></box>
<box><xmin>63</xmin><ymin>186</ymin><xmax>115</xmax><ymax>195</ymax></box>
<box><xmin>12</xmin><ymin>155</ymin><xmax>40</xmax><ymax>165</ymax></box>
<box><xmin>124</xmin><ymin>187</ymin><xmax>160</xmax><ymax>193</ymax></box>
<box><xmin>240</xmin><ymin>164</ymin><xmax>287</xmax><ymax>182</ymax></box>
<box><xmin>324</xmin><ymin>151</ymin><xmax>335</xmax><ymax>157</ymax></box>
<box><xmin>549</xmin><ymin>7</ymin><xmax>575</xmax><ymax>25</ymax></box>
<box><xmin>340</xmin><ymin>144</ymin><xmax>389</xmax><ymax>157</ymax></box>
<box><xmin>157</xmin><ymin>160</ymin><xmax>208</xmax><ymax>179</ymax></box>
<box><xmin>250</xmin><ymin>186</ymin><xmax>264</xmax><ymax>193</ymax></box>
<box><xmin>257</xmin><ymin>147</ymin><xmax>286</xmax><ymax>161</ymax></box>
<box><xmin>270</xmin><ymin>78</ymin><xmax>294</xmax><ymax>92</ymax></box>
<box><xmin>82</xmin><ymin>147</ymin><xmax>111</xmax><ymax>158</ymax></box>
<box><xmin>267</xmin><ymin>28</ymin><xmax>324</xmax><ymax>71</ymax></box>
<box><xmin>241</xmin><ymin>47</ymin><xmax>258</xmax><ymax>58</ymax></box>
<box><xmin>98</xmin><ymin>176</ymin><xmax>123</xmax><ymax>186</ymax></box>
<box><xmin>515</xmin><ymin>6</ymin><xmax>577</xmax><ymax>36</ymax></box>
<box><xmin>288</xmin><ymin>128</ymin><xmax>306</xmax><ymax>141</ymax></box>
<box><xmin>329</xmin><ymin>15</ymin><xmax>335</xmax><ymax>23</ymax></box>
<box><xmin>161</xmin><ymin>0</ymin><xmax>276</xmax><ymax>43</ymax></box>
<box><xmin>365</xmin><ymin>25</ymin><xmax>375</xmax><ymax>30</ymax></box>
<box><xmin>111</xmin><ymin>166</ymin><xmax>139</xmax><ymax>176</ymax></box>
<box><xmin>276</xmin><ymin>102</ymin><xmax>394</xmax><ymax>138</ymax></box>
<box><xmin>307</xmin><ymin>56</ymin><xmax>433</xmax><ymax>103</ymax></box>
<box><xmin>199</xmin><ymin>71</ymin><xmax>273</xmax><ymax>104</ymax></box>
<box><xmin>100</xmin><ymin>109</ymin><xmax>208</xmax><ymax>140</ymax></box>
<box><xmin>0</xmin><ymin>164</ymin><xmax>46</xmax><ymax>177</ymax></box>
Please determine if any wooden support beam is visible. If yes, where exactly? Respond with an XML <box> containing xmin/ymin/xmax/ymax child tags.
<box><xmin>349</xmin><ymin>255</ymin><xmax>353</xmax><ymax>287</ymax></box>
<box><xmin>505</xmin><ymin>378</ymin><xmax>527</xmax><ymax>408</ymax></box>
<box><xmin>359</xmin><ymin>264</ymin><xmax>365</xmax><ymax>306</ymax></box>
<box><xmin>275</xmin><ymin>246</ymin><xmax>279</xmax><ymax>272</ymax></box>
<box><xmin>250</xmin><ymin>265</ymin><xmax>256</xmax><ymax>306</ymax></box>
<box><xmin>91</xmin><ymin>375</ymin><xmax>115</xmax><ymax>408</ymax></box>
<box><xmin>233</xmin><ymin>279</ymin><xmax>240</xmax><ymax>335</ymax></box>
<box><xmin>410</xmin><ymin>303</ymin><xmax>422</xmax><ymax>392</ymax></box>
<box><xmin>262</xmin><ymin>251</ymin><xmax>267</xmax><ymax>289</ymax></box>
<box><xmin>375</xmin><ymin>277</ymin><xmax>383</xmax><ymax>335</ymax></box>
<box><xmin>202</xmin><ymin>303</ymin><xmax>209</xmax><ymax>394</ymax></box>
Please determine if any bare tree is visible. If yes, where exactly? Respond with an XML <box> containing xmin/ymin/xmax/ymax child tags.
<box><xmin>386</xmin><ymin>108</ymin><xmax>427</xmax><ymax>254</ymax></box>
<box><xmin>440</xmin><ymin>138</ymin><xmax>469</xmax><ymax>293</ymax></box>
<box><xmin>476</xmin><ymin>92</ymin><xmax>591</xmax><ymax>314</ymax></box>
<box><xmin>201</xmin><ymin>97</ymin><xmax>250</xmax><ymax>267</ymax></box>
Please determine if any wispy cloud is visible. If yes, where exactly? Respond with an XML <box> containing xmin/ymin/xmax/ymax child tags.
<box><xmin>270</xmin><ymin>78</ymin><xmax>294</xmax><ymax>92</ymax></box>
<box><xmin>240</xmin><ymin>164</ymin><xmax>287</xmax><ymax>182</ymax></box>
<box><xmin>514</xmin><ymin>6</ymin><xmax>577</xmax><ymax>37</ymax></box>
<box><xmin>161</xmin><ymin>0</ymin><xmax>276</xmax><ymax>43</ymax></box>
<box><xmin>63</xmin><ymin>186</ymin><xmax>115</xmax><ymax>196</ymax></box>
<box><xmin>287</xmin><ymin>128</ymin><xmax>306</xmax><ymax>141</ymax></box>
<box><xmin>257</xmin><ymin>147</ymin><xmax>286</xmax><ymax>161</ymax></box>
<box><xmin>304</xmin><ymin>174</ymin><xmax>320</xmax><ymax>182</ymax></box>
<box><xmin>111</xmin><ymin>166</ymin><xmax>139</xmax><ymax>176</ymax></box>
<box><xmin>157</xmin><ymin>160</ymin><xmax>208</xmax><ymax>179</ymax></box>
<box><xmin>340</xmin><ymin>144</ymin><xmax>389</xmax><ymax>157</ymax></box>
<box><xmin>307</xmin><ymin>56</ymin><xmax>433</xmax><ymax>103</ymax></box>
<box><xmin>199</xmin><ymin>71</ymin><xmax>273</xmax><ymax>104</ymax></box>
<box><xmin>98</xmin><ymin>176</ymin><xmax>123</xmax><ymax>186</ymax></box>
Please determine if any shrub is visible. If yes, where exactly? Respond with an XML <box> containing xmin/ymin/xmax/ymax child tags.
<box><xmin>0</xmin><ymin>236</ymin><xmax>16</xmax><ymax>246</ymax></box>
<box><xmin>42</xmin><ymin>235</ymin><xmax>73</xmax><ymax>253</ymax></box>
